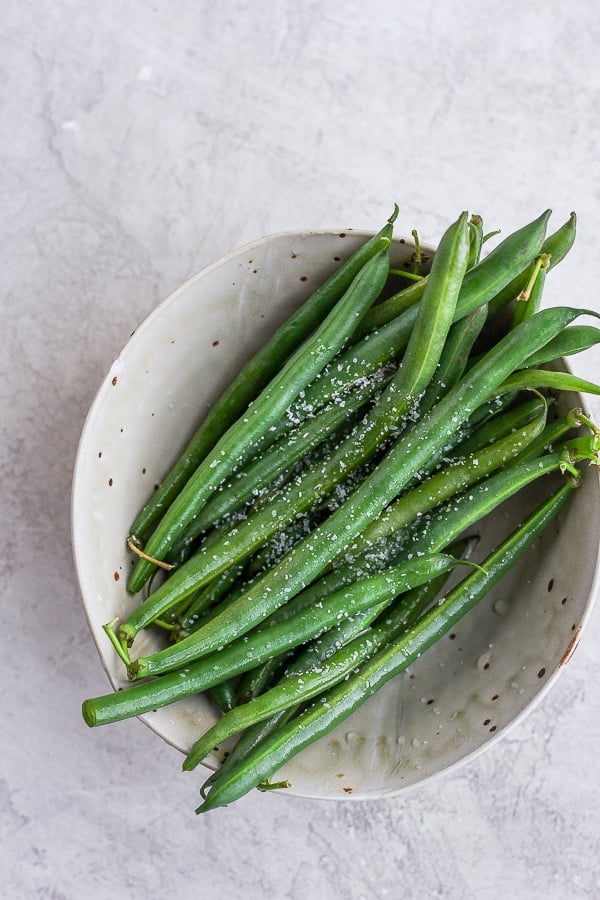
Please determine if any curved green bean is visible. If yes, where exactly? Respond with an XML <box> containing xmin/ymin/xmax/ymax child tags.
<box><xmin>520</xmin><ymin>325</ymin><xmax>600</xmax><ymax>369</ymax></box>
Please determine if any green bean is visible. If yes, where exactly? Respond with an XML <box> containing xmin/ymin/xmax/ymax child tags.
<box><xmin>375</xmin><ymin>210</ymin><xmax>470</xmax><ymax>408</ymax></box>
<box><xmin>343</xmin><ymin>401</ymin><xmax>548</xmax><ymax>559</ymax></box>
<box><xmin>127</xmin><ymin>245</ymin><xmax>391</xmax><ymax>593</ymax></box>
<box><xmin>118</xmin><ymin>304</ymin><xmax>588</xmax><ymax>671</ymax></box>
<box><xmin>418</xmin><ymin>303</ymin><xmax>488</xmax><ymax>413</ymax></box>
<box><xmin>168</xmin><ymin>369</ymin><xmax>392</xmax><ymax>555</ymax></box>
<box><xmin>118</xmin><ymin>211</ymin><xmax>471</xmax><ymax>654</ymax></box>
<box><xmin>195</xmin><ymin>481</ymin><xmax>575</xmax><ymax>811</ymax></box>
<box><xmin>83</xmin><ymin>554</ymin><xmax>458</xmax><ymax>725</ymax></box>
<box><xmin>496</xmin><ymin>368</ymin><xmax>600</xmax><ymax>398</ymax></box>
<box><xmin>487</xmin><ymin>212</ymin><xmax>576</xmax><ymax>318</ymax></box>
<box><xmin>250</xmin><ymin>210</ymin><xmax>549</xmax><ymax>457</ymax></box>
<box><xmin>511</xmin><ymin>407</ymin><xmax>586</xmax><ymax>463</ymax></box>
<box><xmin>356</xmin><ymin>210</ymin><xmax>549</xmax><ymax>337</ymax></box>
<box><xmin>511</xmin><ymin>252</ymin><xmax>550</xmax><ymax>328</ymax></box>
<box><xmin>442</xmin><ymin>395</ymin><xmax>548</xmax><ymax>460</ymax></box>
<box><xmin>206</xmin><ymin>681</ymin><xmax>237</xmax><ymax>713</ymax></box>
<box><xmin>202</xmin><ymin>546</ymin><xmax>471</xmax><ymax>796</ymax></box>
<box><xmin>129</xmin><ymin>212</ymin><xmax>398</xmax><ymax>541</ymax></box>
<box><xmin>520</xmin><ymin>325</ymin><xmax>600</xmax><ymax>369</ymax></box>
<box><xmin>185</xmin><ymin>553</ymin><xmax>468</xmax><ymax>773</ymax></box>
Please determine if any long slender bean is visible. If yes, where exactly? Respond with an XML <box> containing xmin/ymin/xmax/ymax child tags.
<box><xmin>130</xmin><ymin>212</ymin><xmax>398</xmax><ymax>540</ymax></box>
<box><xmin>252</xmin><ymin>209</ymin><xmax>549</xmax><ymax>456</ymax></box>
<box><xmin>127</xmin><ymin>246</ymin><xmax>391</xmax><ymax>592</ymax></box>
<box><xmin>169</xmin><ymin>367</ymin><xmax>392</xmax><ymax>554</ymax></box>
<box><xmin>202</xmin><ymin>554</ymin><xmax>468</xmax><ymax>796</ymax></box>
<box><xmin>118</xmin><ymin>305</ymin><xmax>588</xmax><ymax>661</ymax></box>
<box><xmin>118</xmin><ymin>211</ymin><xmax>472</xmax><ymax>653</ymax></box>
<box><xmin>496</xmin><ymin>368</ymin><xmax>600</xmax><ymax>398</ymax></box>
<box><xmin>355</xmin><ymin>210</ymin><xmax>549</xmax><ymax>337</ymax></box>
<box><xmin>520</xmin><ymin>325</ymin><xmax>600</xmax><ymax>369</ymax></box>
<box><xmin>183</xmin><ymin>551</ymin><xmax>473</xmax><ymax>770</ymax></box>
<box><xmin>511</xmin><ymin>407</ymin><xmax>586</xmax><ymax>463</ymax></box>
<box><xmin>195</xmin><ymin>481</ymin><xmax>575</xmax><ymax>811</ymax></box>
<box><xmin>83</xmin><ymin>554</ymin><xmax>458</xmax><ymax>725</ymax></box>
<box><xmin>417</xmin><ymin>303</ymin><xmax>488</xmax><ymax>413</ymax></box>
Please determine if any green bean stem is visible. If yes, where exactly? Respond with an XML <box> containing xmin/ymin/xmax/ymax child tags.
<box><xmin>511</xmin><ymin>253</ymin><xmax>550</xmax><ymax>328</ymax></box>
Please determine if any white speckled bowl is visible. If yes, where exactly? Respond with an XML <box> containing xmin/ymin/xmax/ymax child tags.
<box><xmin>72</xmin><ymin>229</ymin><xmax>600</xmax><ymax>800</ymax></box>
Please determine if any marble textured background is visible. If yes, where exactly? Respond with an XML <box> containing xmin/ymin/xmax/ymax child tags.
<box><xmin>2</xmin><ymin>1</ymin><xmax>600</xmax><ymax>898</ymax></box>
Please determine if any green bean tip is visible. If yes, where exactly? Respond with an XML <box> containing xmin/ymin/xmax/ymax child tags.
<box><xmin>388</xmin><ymin>203</ymin><xmax>399</xmax><ymax>225</ymax></box>
<box><xmin>257</xmin><ymin>779</ymin><xmax>293</xmax><ymax>792</ymax></box>
<box><xmin>103</xmin><ymin>619</ymin><xmax>132</xmax><ymax>666</ymax></box>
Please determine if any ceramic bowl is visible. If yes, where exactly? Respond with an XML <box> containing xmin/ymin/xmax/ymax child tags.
<box><xmin>72</xmin><ymin>228</ymin><xmax>600</xmax><ymax>800</ymax></box>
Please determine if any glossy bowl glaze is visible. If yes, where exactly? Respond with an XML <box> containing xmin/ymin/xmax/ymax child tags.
<box><xmin>72</xmin><ymin>229</ymin><xmax>600</xmax><ymax>800</ymax></box>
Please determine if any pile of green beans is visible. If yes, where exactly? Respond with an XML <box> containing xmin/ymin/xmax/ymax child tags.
<box><xmin>83</xmin><ymin>206</ymin><xmax>600</xmax><ymax>814</ymax></box>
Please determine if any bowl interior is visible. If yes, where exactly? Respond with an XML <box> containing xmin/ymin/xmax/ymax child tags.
<box><xmin>73</xmin><ymin>229</ymin><xmax>600</xmax><ymax>800</ymax></box>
